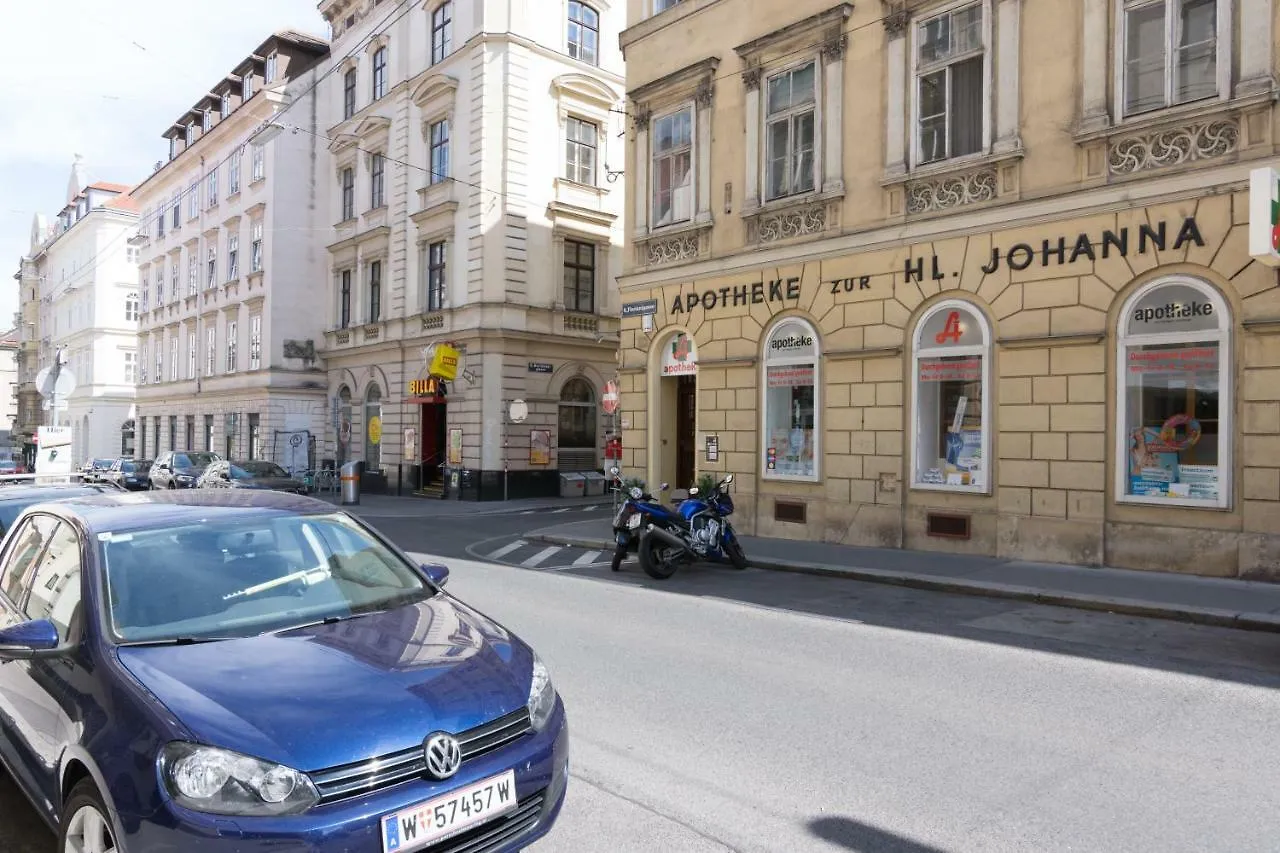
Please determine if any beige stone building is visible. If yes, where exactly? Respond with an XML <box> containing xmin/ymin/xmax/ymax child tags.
<box><xmin>616</xmin><ymin>0</ymin><xmax>1280</xmax><ymax>578</ymax></box>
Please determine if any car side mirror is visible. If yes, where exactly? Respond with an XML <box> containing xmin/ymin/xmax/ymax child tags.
<box><xmin>0</xmin><ymin>619</ymin><xmax>60</xmax><ymax>660</ymax></box>
<box><xmin>422</xmin><ymin>563</ymin><xmax>450</xmax><ymax>588</ymax></box>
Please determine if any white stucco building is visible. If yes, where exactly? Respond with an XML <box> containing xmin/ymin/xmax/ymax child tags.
<box><xmin>129</xmin><ymin>31</ymin><xmax>331</xmax><ymax>471</ymax></box>
<box><xmin>310</xmin><ymin>0</ymin><xmax>626</xmax><ymax>498</ymax></box>
<box><xmin>18</xmin><ymin>160</ymin><xmax>139</xmax><ymax>464</ymax></box>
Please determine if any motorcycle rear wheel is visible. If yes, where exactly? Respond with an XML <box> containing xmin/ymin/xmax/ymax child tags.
<box><xmin>639</xmin><ymin>533</ymin><xmax>680</xmax><ymax>580</ymax></box>
<box><xmin>724</xmin><ymin>538</ymin><xmax>748</xmax><ymax>570</ymax></box>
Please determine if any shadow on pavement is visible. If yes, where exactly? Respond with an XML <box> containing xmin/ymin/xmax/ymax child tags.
<box><xmin>809</xmin><ymin>816</ymin><xmax>950</xmax><ymax>852</ymax></box>
<box><xmin>0</xmin><ymin>767</ymin><xmax>52</xmax><ymax>851</ymax></box>
<box><xmin>555</xmin><ymin>561</ymin><xmax>1280</xmax><ymax>690</ymax></box>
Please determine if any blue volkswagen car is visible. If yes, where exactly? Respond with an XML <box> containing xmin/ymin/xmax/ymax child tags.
<box><xmin>0</xmin><ymin>490</ymin><xmax>568</xmax><ymax>852</ymax></box>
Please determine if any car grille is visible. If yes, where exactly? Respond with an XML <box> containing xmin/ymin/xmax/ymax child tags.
<box><xmin>310</xmin><ymin>708</ymin><xmax>533</xmax><ymax>804</ymax></box>
<box><xmin>423</xmin><ymin>788</ymin><xmax>545</xmax><ymax>853</ymax></box>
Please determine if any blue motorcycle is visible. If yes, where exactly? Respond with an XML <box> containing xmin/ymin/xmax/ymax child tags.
<box><xmin>607</xmin><ymin>467</ymin><xmax>685</xmax><ymax>573</ymax></box>
<box><xmin>637</xmin><ymin>473</ymin><xmax>748</xmax><ymax>579</ymax></box>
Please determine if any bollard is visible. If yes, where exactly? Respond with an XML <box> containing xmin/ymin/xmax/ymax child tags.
<box><xmin>340</xmin><ymin>461</ymin><xmax>360</xmax><ymax>506</ymax></box>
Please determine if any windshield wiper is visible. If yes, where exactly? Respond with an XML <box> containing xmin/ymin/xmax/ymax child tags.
<box><xmin>119</xmin><ymin>636</ymin><xmax>240</xmax><ymax>647</ymax></box>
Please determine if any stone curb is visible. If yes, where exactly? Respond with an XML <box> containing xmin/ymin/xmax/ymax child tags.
<box><xmin>523</xmin><ymin>533</ymin><xmax>1280</xmax><ymax>635</ymax></box>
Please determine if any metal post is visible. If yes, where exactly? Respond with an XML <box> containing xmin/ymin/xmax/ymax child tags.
<box><xmin>502</xmin><ymin>399</ymin><xmax>509</xmax><ymax>502</ymax></box>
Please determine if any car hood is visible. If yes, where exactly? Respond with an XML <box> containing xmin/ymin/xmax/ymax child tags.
<box><xmin>234</xmin><ymin>477</ymin><xmax>303</xmax><ymax>489</ymax></box>
<box><xmin>116</xmin><ymin>596</ymin><xmax>532</xmax><ymax>772</ymax></box>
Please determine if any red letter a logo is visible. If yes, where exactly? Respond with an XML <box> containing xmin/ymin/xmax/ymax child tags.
<box><xmin>934</xmin><ymin>311</ymin><xmax>963</xmax><ymax>345</ymax></box>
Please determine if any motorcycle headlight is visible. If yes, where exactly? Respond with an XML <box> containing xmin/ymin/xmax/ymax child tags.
<box><xmin>527</xmin><ymin>654</ymin><xmax>557</xmax><ymax>732</ymax></box>
<box><xmin>159</xmin><ymin>742</ymin><xmax>319</xmax><ymax>816</ymax></box>
<box><xmin>629</xmin><ymin>486</ymin><xmax>643</xmax><ymax>500</ymax></box>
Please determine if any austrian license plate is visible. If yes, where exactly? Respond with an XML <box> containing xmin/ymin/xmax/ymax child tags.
<box><xmin>381</xmin><ymin>770</ymin><xmax>517</xmax><ymax>853</ymax></box>
<box><xmin>627</xmin><ymin>513</ymin><xmax>643</xmax><ymax>529</ymax></box>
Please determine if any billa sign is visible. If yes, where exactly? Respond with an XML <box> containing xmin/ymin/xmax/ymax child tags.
<box><xmin>1249</xmin><ymin>167</ymin><xmax>1280</xmax><ymax>267</ymax></box>
<box><xmin>427</xmin><ymin>343</ymin><xmax>461</xmax><ymax>380</ymax></box>
<box><xmin>408</xmin><ymin>377</ymin><xmax>447</xmax><ymax>396</ymax></box>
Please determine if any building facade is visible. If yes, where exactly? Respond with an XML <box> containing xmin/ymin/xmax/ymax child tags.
<box><xmin>314</xmin><ymin>0</ymin><xmax>626</xmax><ymax>498</ymax></box>
<box><xmin>14</xmin><ymin>160</ymin><xmax>140</xmax><ymax>465</ymax></box>
<box><xmin>616</xmin><ymin>0</ymin><xmax>1280</xmax><ymax>579</ymax></box>
<box><xmin>129</xmin><ymin>31</ymin><xmax>330</xmax><ymax>472</ymax></box>
<box><xmin>0</xmin><ymin>328</ymin><xmax>18</xmax><ymax>459</ymax></box>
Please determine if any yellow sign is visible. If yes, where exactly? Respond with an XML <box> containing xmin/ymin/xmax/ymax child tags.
<box><xmin>368</xmin><ymin>415</ymin><xmax>382</xmax><ymax>445</ymax></box>
<box><xmin>428</xmin><ymin>343</ymin><xmax>461</xmax><ymax>381</ymax></box>
<box><xmin>408</xmin><ymin>377</ymin><xmax>444</xmax><ymax>396</ymax></box>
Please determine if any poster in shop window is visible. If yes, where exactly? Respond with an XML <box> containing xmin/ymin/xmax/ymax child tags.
<box><xmin>529</xmin><ymin>430</ymin><xmax>550</xmax><ymax>466</ymax></box>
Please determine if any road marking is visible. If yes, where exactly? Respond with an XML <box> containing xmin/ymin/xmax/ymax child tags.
<box><xmin>522</xmin><ymin>546</ymin><xmax>562</xmax><ymax>567</ymax></box>
<box><xmin>573</xmin><ymin>550</ymin><xmax>602</xmax><ymax>566</ymax></box>
<box><xmin>583</xmin><ymin>505</ymin><xmax>598</xmax><ymax>511</ymax></box>
<box><xmin>550</xmin><ymin>508</ymin><xmax>570</xmax><ymax>514</ymax></box>
<box><xmin>487</xmin><ymin>540</ymin><xmax>527</xmax><ymax>560</ymax></box>
<box><xmin>520</xmin><ymin>510</ymin><xmax>536</xmax><ymax>515</ymax></box>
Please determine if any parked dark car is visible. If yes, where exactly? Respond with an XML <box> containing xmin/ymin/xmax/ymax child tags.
<box><xmin>149</xmin><ymin>450</ymin><xmax>222</xmax><ymax>489</ymax></box>
<box><xmin>197</xmin><ymin>460</ymin><xmax>308</xmax><ymax>494</ymax></box>
<box><xmin>80</xmin><ymin>458</ymin><xmax>116</xmax><ymax>483</ymax></box>
<box><xmin>0</xmin><ymin>481</ymin><xmax>123</xmax><ymax>535</ymax></box>
<box><xmin>0</xmin><ymin>459</ymin><xmax>24</xmax><ymax>476</ymax></box>
<box><xmin>0</xmin><ymin>490</ymin><xmax>568</xmax><ymax>853</ymax></box>
<box><xmin>105</xmin><ymin>458</ymin><xmax>153</xmax><ymax>491</ymax></box>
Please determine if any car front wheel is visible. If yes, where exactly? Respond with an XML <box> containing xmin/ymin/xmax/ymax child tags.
<box><xmin>60</xmin><ymin>778</ymin><xmax>120</xmax><ymax>853</ymax></box>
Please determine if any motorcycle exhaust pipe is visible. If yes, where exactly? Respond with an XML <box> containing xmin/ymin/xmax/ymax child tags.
<box><xmin>645</xmin><ymin>524</ymin><xmax>692</xmax><ymax>555</ymax></box>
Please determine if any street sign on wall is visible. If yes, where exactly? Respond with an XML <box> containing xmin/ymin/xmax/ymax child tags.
<box><xmin>602</xmin><ymin>380</ymin><xmax>620</xmax><ymax>414</ymax></box>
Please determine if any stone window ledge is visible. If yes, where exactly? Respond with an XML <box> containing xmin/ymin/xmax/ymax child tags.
<box><xmin>634</xmin><ymin>218</ymin><xmax>713</xmax><ymax>268</ymax></box>
<box><xmin>741</xmin><ymin>189</ymin><xmax>844</xmax><ymax>245</ymax></box>
<box><xmin>883</xmin><ymin>149</ymin><xmax>1024</xmax><ymax>217</ymax></box>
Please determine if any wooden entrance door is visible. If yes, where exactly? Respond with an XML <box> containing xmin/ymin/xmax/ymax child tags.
<box><xmin>676</xmin><ymin>375</ymin><xmax>696</xmax><ymax>489</ymax></box>
<box><xmin>419</xmin><ymin>404</ymin><xmax>446</xmax><ymax>484</ymax></box>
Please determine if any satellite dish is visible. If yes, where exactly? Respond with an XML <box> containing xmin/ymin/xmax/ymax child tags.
<box><xmin>508</xmin><ymin>399</ymin><xmax>529</xmax><ymax>424</ymax></box>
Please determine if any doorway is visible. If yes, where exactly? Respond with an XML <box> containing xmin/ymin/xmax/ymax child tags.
<box><xmin>419</xmin><ymin>403</ymin><xmax>447</xmax><ymax>485</ymax></box>
<box><xmin>676</xmin><ymin>375</ymin><xmax>696</xmax><ymax>489</ymax></box>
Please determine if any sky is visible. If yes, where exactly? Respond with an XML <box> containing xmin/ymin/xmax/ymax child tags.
<box><xmin>0</xmin><ymin>0</ymin><xmax>330</xmax><ymax>326</ymax></box>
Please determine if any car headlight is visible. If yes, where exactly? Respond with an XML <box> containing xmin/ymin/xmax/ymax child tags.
<box><xmin>527</xmin><ymin>654</ymin><xmax>557</xmax><ymax>733</ymax></box>
<box><xmin>159</xmin><ymin>742</ymin><xmax>319</xmax><ymax>817</ymax></box>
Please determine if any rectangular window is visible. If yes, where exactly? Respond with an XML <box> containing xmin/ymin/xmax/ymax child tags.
<box><xmin>765</xmin><ymin>62</ymin><xmax>817</xmax><ymax>200</ymax></box>
<box><xmin>221</xmin><ymin>93</ymin><xmax>231</xmax><ymax>119</ymax></box>
<box><xmin>651</xmin><ymin>108</ymin><xmax>693</xmax><ymax>227</ymax></box>
<box><xmin>171</xmin><ymin>261</ymin><xmax>179</xmax><ymax>300</ymax></box>
<box><xmin>188</xmin><ymin>255</ymin><xmax>199</xmax><ymax>295</ymax></box>
<box><xmin>154</xmin><ymin>268</ymin><xmax>162</xmax><ymax>307</ymax></box>
<box><xmin>912</xmin><ymin>305</ymin><xmax>989</xmax><ymax>490</ymax></box>
<box><xmin>141</xmin><ymin>275</ymin><xmax>149</xmax><ymax>312</ymax></box>
<box><xmin>187</xmin><ymin>330</ymin><xmax>196</xmax><ymax>379</ymax></box>
<box><xmin>227</xmin><ymin>234</ymin><xmax>238</xmax><ymax>279</ymax></box>
<box><xmin>188</xmin><ymin>180</ymin><xmax>199</xmax><ymax>219</ymax></box>
<box><xmin>340</xmin><ymin>270</ymin><xmax>352</xmax><ymax>328</ymax></box>
<box><xmin>206</xmin><ymin>326</ymin><xmax>216</xmax><ymax>377</ymax></box>
<box><xmin>370</xmin><ymin>154</ymin><xmax>385</xmax><ymax>208</ymax></box>
<box><xmin>565</xmin><ymin>117</ymin><xmax>597</xmax><ymax>185</ymax></box>
<box><xmin>204</xmin><ymin>415</ymin><xmax>214</xmax><ymax>452</ymax></box>
<box><xmin>125</xmin><ymin>294</ymin><xmax>139</xmax><ymax>322</ymax></box>
<box><xmin>170</xmin><ymin>338</ymin><xmax>178</xmax><ymax>381</ymax></box>
<box><xmin>140</xmin><ymin>344</ymin><xmax>148</xmax><ymax>384</ymax></box>
<box><xmin>139</xmin><ymin>419</ymin><xmax>146</xmax><ymax>458</ymax></box>
<box><xmin>372</xmin><ymin>47</ymin><xmax>387</xmax><ymax>100</ymax></box>
<box><xmin>344</xmin><ymin>69</ymin><xmax>357</xmax><ymax>119</ymax></box>
<box><xmin>763</xmin><ymin>321</ymin><xmax>819</xmax><ymax>479</ymax></box>
<box><xmin>568</xmin><ymin>1</ymin><xmax>600</xmax><ymax>65</ymax></box>
<box><xmin>341</xmin><ymin>167</ymin><xmax>355</xmax><ymax>220</ymax></box>
<box><xmin>563</xmin><ymin>239</ymin><xmax>595</xmax><ymax>314</ymax></box>
<box><xmin>226</xmin><ymin>320</ymin><xmax>237</xmax><ymax>373</ymax></box>
<box><xmin>656</xmin><ymin>0</ymin><xmax>683</xmax><ymax>10</ymax></box>
<box><xmin>229</xmin><ymin>152</ymin><xmax>240</xmax><ymax>195</ymax></box>
<box><xmin>186</xmin><ymin>416</ymin><xmax>195</xmax><ymax>450</ymax></box>
<box><xmin>172</xmin><ymin>194</ymin><xmax>181</xmax><ymax>229</ymax></box>
<box><xmin>368</xmin><ymin>261</ymin><xmax>382</xmax><ymax>322</ymax></box>
<box><xmin>249</xmin><ymin>414</ymin><xmax>261</xmax><ymax>460</ymax></box>
<box><xmin>427</xmin><ymin>241</ymin><xmax>446</xmax><ymax>311</ymax></box>
<box><xmin>265</xmin><ymin>51</ymin><xmax>277</xmax><ymax>84</ymax></box>
<box><xmin>429</xmin><ymin>120</ymin><xmax>449</xmax><ymax>184</ymax></box>
<box><xmin>252</xmin><ymin>145</ymin><xmax>265</xmax><ymax>182</ymax></box>
<box><xmin>169</xmin><ymin>416</ymin><xmax>177</xmax><ymax>451</ymax></box>
<box><xmin>242</xmin><ymin>72</ymin><xmax>253</xmax><ymax>101</ymax></box>
<box><xmin>207</xmin><ymin>245</ymin><xmax>217</xmax><ymax>287</ymax></box>
<box><xmin>202</xmin><ymin>109</ymin><xmax>212</xmax><ymax>132</ymax></box>
<box><xmin>432</xmin><ymin>2</ymin><xmax>453</xmax><ymax>64</ymax></box>
<box><xmin>169</xmin><ymin>137</ymin><xmax>177</xmax><ymax>160</ymax></box>
<box><xmin>1123</xmin><ymin>0</ymin><xmax>1218</xmax><ymax>116</ymax></box>
<box><xmin>916</xmin><ymin>3</ymin><xmax>985</xmax><ymax>165</ymax></box>
<box><xmin>157</xmin><ymin>208</ymin><xmax>165</xmax><ymax>238</ymax></box>
<box><xmin>154</xmin><ymin>344</ymin><xmax>162</xmax><ymax>384</ymax></box>
<box><xmin>186</xmin><ymin>123</ymin><xmax>195</xmax><ymax>145</ymax></box>
<box><xmin>250</xmin><ymin>315</ymin><xmax>262</xmax><ymax>369</ymax></box>
<box><xmin>124</xmin><ymin>350</ymin><xmax>137</xmax><ymax>384</ymax></box>
<box><xmin>251</xmin><ymin>221</ymin><xmax>263</xmax><ymax>272</ymax></box>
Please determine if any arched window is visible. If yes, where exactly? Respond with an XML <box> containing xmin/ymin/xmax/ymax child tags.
<box><xmin>558</xmin><ymin>377</ymin><xmax>597</xmax><ymax>453</ymax></box>
<box><xmin>364</xmin><ymin>384</ymin><xmax>383</xmax><ymax>471</ymax></box>
<box><xmin>762</xmin><ymin>317</ymin><xmax>820</xmax><ymax>481</ymax></box>
<box><xmin>910</xmin><ymin>300</ymin><xmax>991</xmax><ymax>491</ymax></box>
<box><xmin>567</xmin><ymin>1</ymin><xmax>599</xmax><ymax>65</ymax></box>
<box><xmin>1116</xmin><ymin>276</ymin><xmax>1230</xmax><ymax>507</ymax></box>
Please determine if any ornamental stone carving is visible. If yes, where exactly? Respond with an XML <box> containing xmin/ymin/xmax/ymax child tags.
<box><xmin>695</xmin><ymin>80</ymin><xmax>714</xmax><ymax>107</ymax></box>
<box><xmin>642</xmin><ymin>232</ymin><xmax>702</xmax><ymax>265</ymax></box>
<box><xmin>820</xmin><ymin>33</ymin><xmax>848</xmax><ymax>63</ymax></box>
<box><xmin>905</xmin><ymin>168</ymin><xmax>998</xmax><ymax>214</ymax></box>
<box><xmin>750</xmin><ymin>202</ymin><xmax>828</xmax><ymax>243</ymax></box>
<box><xmin>741</xmin><ymin>67</ymin><xmax>762</xmax><ymax>91</ymax></box>
<box><xmin>1108</xmin><ymin>119</ymin><xmax>1240</xmax><ymax>175</ymax></box>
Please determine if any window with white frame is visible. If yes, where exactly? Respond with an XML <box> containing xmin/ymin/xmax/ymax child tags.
<box><xmin>761</xmin><ymin>318</ymin><xmax>820</xmax><ymax>480</ymax></box>
<box><xmin>249</xmin><ymin>314</ymin><xmax>262</xmax><ymax>369</ymax></box>
<box><xmin>186</xmin><ymin>123</ymin><xmax>195</xmax><ymax>145</ymax></box>
<box><xmin>226</xmin><ymin>320</ymin><xmax>238</xmax><ymax>373</ymax></box>
<box><xmin>171</xmin><ymin>261</ymin><xmax>179</xmax><ymax>300</ymax></box>
<box><xmin>651</xmin><ymin>108</ymin><xmax>693</xmax><ymax>227</ymax></box>
<box><xmin>265</xmin><ymin>51</ymin><xmax>278</xmax><ymax>84</ymax></box>
<box><xmin>1122</xmin><ymin>0</ymin><xmax>1219</xmax><ymax>117</ymax></box>
<box><xmin>372</xmin><ymin>47</ymin><xmax>387</xmax><ymax>100</ymax></box>
<box><xmin>250</xmin><ymin>221</ymin><xmax>263</xmax><ymax>272</ymax></box>
<box><xmin>157</xmin><ymin>208</ymin><xmax>165</xmax><ymax>238</ymax></box>
<box><xmin>169</xmin><ymin>137</ymin><xmax>177</xmax><ymax>160</ymax></box>
<box><xmin>340</xmin><ymin>269</ymin><xmax>352</xmax><ymax>328</ymax></box>
<box><xmin>188</xmin><ymin>255</ymin><xmax>199</xmax><ymax>295</ymax></box>
<box><xmin>429</xmin><ymin>120</ymin><xmax>449</xmax><ymax>184</ymax></box>
<box><xmin>154</xmin><ymin>345</ymin><xmax>162</xmax><ymax>384</ymax></box>
<box><xmin>370</xmin><ymin>153</ymin><xmax>385</xmax><ymax>208</ymax></box>
<box><xmin>425</xmin><ymin>241</ymin><xmax>446</xmax><ymax>311</ymax></box>
<box><xmin>227</xmin><ymin>234</ymin><xmax>239</xmax><ymax>279</ymax></box>
<box><xmin>188</xmin><ymin>180</ymin><xmax>199</xmax><ymax>219</ymax></box>
<box><xmin>1117</xmin><ymin>277</ymin><xmax>1229</xmax><ymax>506</ymax></box>
<box><xmin>565</xmin><ymin>117</ymin><xmax>597</xmax><ymax>184</ymax></box>
<box><xmin>656</xmin><ymin>0</ymin><xmax>683</xmax><ymax>11</ymax></box>
<box><xmin>124</xmin><ymin>350</ymin><xmax>137</xmax><ymax>385</ymax></box>
<box><xmin>911</xmin><ymin>300</ymin><xmax>991</xmax><ymax>491</ymax></box>
<box><xmin>172</xmin><ymin>193</ymin><xmax>181</xmax><ymax>229</ymax></box>
<box><xmin>170</xmin><ymin>338</ymin><xmax>178</xmax><ymax>381</ymax></box>
<box><xmin>568</xmin><ymin>2</ymin><xmax>599</xmax><ymax>65</ymax></box>
<box><xmin>202</xmin><ymin>109</ymin><xmax>212</xmax><ymax>132</ymax></box>
<box><xmin>206</xmin><ymin>166</ymin><xmax>218</xmax><ymax>208</ymax></box>
<box><xmin>187</xmin><ymin>330</ymin><xmax>196</xmax><ymax>379</ymax></box>
<box><xmin>915</xmin><ymin>3</ymin><xmax>986</xmax><ymax>165</ymax></box>
<box><xmin>764</xmin><ymin>61</ymin><xmax>817</xmax><ymax>200</ymax></box>
<box><xmin>207</xmin><ymin>245</ymin><xmax>217</xmax><ymax>287</ymax></box>
<box><xmin>242</xmin><ymin>71</ymin><xmax>254</xmax><ymax>101</ymax></box>
<box><xmin>229</xmin><ymin>151</ymin><xmax>240</xmax><ymax>195</ymax></box>
<box><xmin>341</xmin><ymin>167</ymin><xmax>355</xmax><ymax>219</ymax></box>
<box><xmin>125</xmin><ymin>293</ymin><xmax>139</xmax><ymax>322</ymax></box>
<box><xmin>140</xmin><ymin>344</ymin><xmax>148</xmax><ymax>384</ymax></box>
<box><xmin>140</xmin><ymin>273</ymin><xmax>150</xmax><ymax>311</ymax></box>
<box><xmin>206</xmin><ymin>326</ymin><xmax>216</xmax><ymax>376</ymax></box>
<box><xmin>252</xmin><ymin>145</ymin><xmax>265</xmax><ymax>182</ymax></box>
<box><xmin>368</xmin><ymin>260</ymin><xmax>382</xmax><ymax>322</ymax></box>
<box><xmin>344</xmin><ymin>68</ymin><xmax>358</xmax><ymax>119</ymax></box>
<box><xmin>221</xmin><ymin>93</ymin><xmax>231</xmax><ymax>119</ymax></box>
<box><xmin>153</xmin><ymin>268</ymin><xmax>162</xmax><ymax>307</ymax></box>
<box><xmin>432</xmin><ymin>2</ymin><xmax>453</xmax><ymax>64</ymax></box>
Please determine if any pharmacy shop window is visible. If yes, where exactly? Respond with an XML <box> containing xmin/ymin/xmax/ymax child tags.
<box><xmin>1116</xmin><ymin>276</ymin><xmax>1230</xmax><ymax>508</ymax></box>
<box><xmin>911</xmin><ymin>300</ymin><xmax>991</xmax><ymax>492</ymax></box>
<box><xmin>761</xmin><ymin>317</ymin><xmax>820</xmax><ymax>481</ymax></box>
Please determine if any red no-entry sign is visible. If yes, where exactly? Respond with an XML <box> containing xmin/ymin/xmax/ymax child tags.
<box><xmin>602</xmin><ymin>380</ymin><xmax>620</xmax><ymax>414</ymax></box>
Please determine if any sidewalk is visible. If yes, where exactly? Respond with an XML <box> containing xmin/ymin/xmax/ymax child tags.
<box><xmin>314</xmin><ymin>491</ymin><xmax>618</xmax><ymax>518</ymax></box>
<box><xmin>525</xmin><ymin>518</ymin><xmax>1280</xmax><ymax>634</ymax></box>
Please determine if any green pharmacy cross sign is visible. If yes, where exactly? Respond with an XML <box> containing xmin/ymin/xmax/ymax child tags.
<box><xmin>1249</xmin><ymin>167</ymin><xmax>1280</xmax><ymax>268</ymax></box>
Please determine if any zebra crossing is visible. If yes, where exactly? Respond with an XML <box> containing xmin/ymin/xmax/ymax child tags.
<box><xmin>474</xmin><ymin>537</ymin><xmax>632</xmax><ymax>572</ymax></box>
<box><xmin>516</xmin><ymin>503</ymin><xmax>614</xmax><ymax>516</ymax></box>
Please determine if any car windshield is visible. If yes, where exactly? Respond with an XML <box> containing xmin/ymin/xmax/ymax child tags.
<box><xmin>92</xmin><ymin>459</ymin><xmax>113</xmax><ymax>469</ymax></box>
<box><xmin>124</xmin><ymin>461</ymin><xmax>151</xmax><ymax>473</ymax></box>
<box><xmin>174</xmin><ymin>452</ymin><xmax>218</xmax><ymax>468</ymax></box>
<box><xmin>232</xmin><ymin>462</ymin><xmax>289</xmax><ymax>479</ymax></box>
<box><xmin>100</xmin><ymin>512</ymin><xmax>433</xmax><ymax>643</ymax></box>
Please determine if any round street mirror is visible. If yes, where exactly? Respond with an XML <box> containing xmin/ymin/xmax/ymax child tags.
<box><xmin>509</xmin><ymin>399</ymin><xmax>529</xmax><ymax>424</ymax></box>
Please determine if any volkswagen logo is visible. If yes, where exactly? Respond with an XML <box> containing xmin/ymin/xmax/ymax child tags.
<box><xmin>423</xmin><ymin>732</ymin><xmax>462</xmax><ymax>780</ymax></box>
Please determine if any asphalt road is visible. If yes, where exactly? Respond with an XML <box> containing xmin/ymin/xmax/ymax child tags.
<box><xmin>7</xmin><ymin>501</ymin><xmax>1280</xmax><ymax>851</ymax></box>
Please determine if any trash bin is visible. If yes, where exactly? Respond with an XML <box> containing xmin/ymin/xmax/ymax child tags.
<box><xmin>340</xmin><ymin>461</ymin><xmax>361</xmax><ymax>505</ymax></box>
<box><xmin>582</xmin><ymin>471</ymin><xmax>606</xmax><ymax>497</ymax></box>
<box><xmin>559</xmin><ymin>472</ymin><xmax>585</xmax><ymax>498</ymax></box>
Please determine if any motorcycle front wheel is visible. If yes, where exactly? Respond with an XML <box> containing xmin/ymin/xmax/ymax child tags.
<box><xmin>638</xmin><ymin>533</ymin><xmax>680</xmax><ymax>579</ymax></box>
<box><xmin>610</xmin><ymin>544</ymin><xmax>627</xmax><ymax>572</ymax></box>
<box><xmin>724</xmin><ymin>537</ymin><xmax>748</xmax><ymax>570</ymax></box>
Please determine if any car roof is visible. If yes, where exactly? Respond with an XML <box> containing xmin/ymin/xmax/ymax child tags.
<box><xmin>0</xmin><ymin>484</ymin><xmax>115</xmax><ymax>502</ymax></box>
<box><xmin>40</xmin><ymin>489</ymin><xmax>338</xmax><ymax>535</ymax></box>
